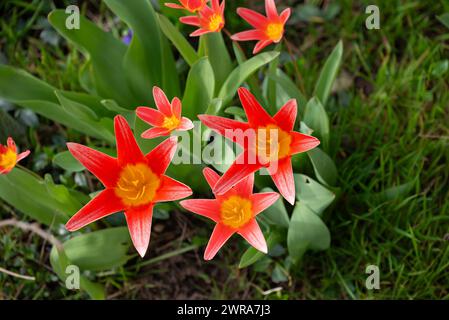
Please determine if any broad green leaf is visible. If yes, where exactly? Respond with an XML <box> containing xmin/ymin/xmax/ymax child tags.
<box><xmin>259</xmin><ymin>187</ymin><xmax>290</xmax><ymax>228</ymax></box>
<box><xmin>267</xmin><ymin>50</ymin><xmax>280</xmax><ymax>113</ymax></box>
<box><xmin>314</xmin><ymin>40</ymin><xmax>343</xmax><ymax>106</ymax></box>
<box><xmin>224</xmin><ymin>106</ymin><xmax>246</xmax><ymax>118</ymax></box>
<box><xmin>79</xmin><ymin>59</ymin><xmax>96</xmax><ymax>94</ymax></box>
<box><xmin>268</xmin><ymin>69</ymin><xmax>307</xmax><ymax>110</ymax></box>
<box><xmin>200</xmin><ymin>32</ymin><xmax>233</xmax><ymax>91</ymax></box>
<box><xmin>294</xmin><ymin>174</ymin><xmax>335</xmax><ymax>216</ymax></box>
<box><xmin>182</xmin><ymin>57</ymin><xmax>215</xmax><ymax>119</ymax></box>
<box><xmin>50</xmin><ymin>246</ymin><xmax>105</xmax><ymax>300</ymax></box>
<box><xmin>62</xmin><ymin>227</ymin><xmax>131</xmax><ymax>271</ymax></box>
<box><xmin>219</xmin><ymin>51</ymin><xmax>280</xmax><ymax>106</ymax></box>
<box><xmin>239</xmin><ymin>232</ymin><xmax>280</xmax><ymax>268</ymax></box>
<box><xmin>55</xmin><ymin>90</ymin><xmax>98</xmax><ymax>121</ymax></box>
<box><xmin>437</xmin><ymin>13</ymin><xmax>449</xmax><ymax>29</ymax></box>
<box><xmin>48</xmin><ymin>10</ymin><xmax>134</xmax><ymax>107</ymax></box>
<box><xmin>303</xmin><ymin>97</ymin><xmax>330</xmax><ymax>150</ymax></box>
<box><xmin>307</xmin><ymin>147</ymin><xmax>338</xmax><ymax>187</ymax></box>
<box><xmin>161</xmin><ymin>34</ymin><xmax>181</xmax><ymax>98</ymax></box>
<box><xmin>0</xmin><ymin>168</ymin><xmax>81</xmax><ymax>226</ymax></box>
<box><xmin>158</xmin><ymin>14</ymin><xmax>199</xmax><ymax>66</ymax></box>
<box><xmin>62</xmin><ymin>91</ymin><xmax>113</xmax><ymax>118</ymax></box>
<box><xmin>53</xmin><ymin>151</ymin><xmax>84</xmax><ymax>172</ymax></box>
<box><xmin>287</xmin><ymin>202</ymin><xmax>331</xmax><ymax>262</ymax></box>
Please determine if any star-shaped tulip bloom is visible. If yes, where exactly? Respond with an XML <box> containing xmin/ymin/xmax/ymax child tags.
<box><xmin>165</xmin><ymin>0</ymin><xmax>208</xmax><ymax>13</ymax></box>
<box><xmin>198</xmin><ymin>87</ymin><xmax>320</xmax><ymax>205</ymax></box>
<box><xmin>65</xmin><ymin>115</ymin><xmax>192</xmax><ymax>257</ymax></box>
<box><xmin>181</xmin><ymin>168</ymin><xmax>279</xmax><ymax>260</ymax></box>
<box><xmin>136</xmin><ymin>86</ymin><xmax>194</xmax><ymax>139</ymax></box>
<box><xmin>0</xmin><ymin>137</ymin><xmax>30</xmax><ymax>175</ymax></box>
<box><xmin>180</xmin><ymin>0</ymin><xmax>225</xmax><ymax>37</ymax></box>
<box><xmin>231</xmin><ymin>0</ymin><xmax>291</xmax><ymax>54</ymax></box>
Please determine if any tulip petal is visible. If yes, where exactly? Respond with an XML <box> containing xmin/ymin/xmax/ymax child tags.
<box><xmin>250</xmin><ymin>192</ymin><xmax>279</xmax><ymax>215</ymax></box>
<box><xmin>203</xmin><ymin>167</ymin><xmax>220</xmax><ymax>189</ymax></box>
<box><xmin>145</xmin><ymin>136</ymin><xmax>178</xmax><ymax>175</ymax></box>
<box><xmin>198</xmin><ymin>114</ymin><xmax>251</xmax><ymax>146</ymax></box>
<box><xmin>171</xmin><ymin>97</ymin><xmax>182</xmax><ymax>119</ymax></box>
<box><xmin>17</xmin><ymin>150</ymin><xmax>30</xmax><ymax>162</ymax></box>
<box><xmin>238</xmin><ymin>219</ymin><xmax>267</xmax><ymax>253</ymax></box>
<box><xmin>253</xmin><ymin>40</ymin><xmax>272</xmax><ymax>54</ymax></box>
<box><xmin>280</xmin><ymin>8</ymin><xmax>291</xmax><ymax>24</ymax></box>
<box><xmin>180</xmin><ymin>16</ymin><xmax>201</xmax><ymax>27</ymax></box>
<box><xmin>7</xmin><ymin>137</ymin><xmax>16</xmax><ymax>152</ymax></box>
<box><xmin>67</xmin><ymin>143</ymin><xmax>119</xmax><ymax>188</ymax></box>
<box><xmin>231</xmin><ymin>29</ymin><xmax>266</xmax><ymax>41</ymax></box>
<box><xmin>180</xmin><ymin>199</ymin><xmax>221</xmax><ymax>222</ymax></box>
<box><xmin>66</xmin><ymin>189</ymin><xmax>124</xmax><ymax>231</ymax></box>
<box><xmin>178</xmin><ymin>117</ymin><xmax>194</xmax><ymax>131</ymax></box>
<box><xmin>238</xmin><ymin>87</ymin><xmax>273</xmax><ymax>127</ymax></box>
<box><xmin>236</xmin><ymin>7</ymin><xmax>269</xmax><ymax>29</ymax></box>
<box><xmin>114</xmin><ymin>115</ymin><xmax>144</xmax><ymax>165</ymax></box>
<box><xmin>154</xmin><ymin>175</ymin><xmax>192</xmax><ymax>202</ymax></box>
<box><xmin>268</xmin><ymin>157</ymin><xmax>295</xmax><ymax>205</ymax></box>
<box><xmin>125</xmin><ymin>204</ymin><xmax>154</xmax><ymax>257</ymax></box>
<box><xmin>190</xmin><ymin>28</ymin><xmax>211</xmax><ymax>37</ymax></box>
<box><xmin>165</xmin><ymin>3</ymin><xmax>185</xmax><ymax>10</ymax></box>
<box><xmin>290</xmin><ymin>132</ymin><xmax>320</xmax><ymax>154</ymax></box>
<box><xmin>265</xmin><ymin>0</ymin><xmax>278</xmax><ymax>20</ymax></box>
<box><xmin>233</xmin><ymin>173</ymin><xmax>254</xmax><ymax>198</ymax></box>
<box><xmin>273</xmin><ymin>99</ymin><xmax>297</xmax><ymax>131</ymax></box>
<box><xmin>204</xmin><ymin>223</ymin><xmax>234</xmax><ymax>260</ymax></box>
<box><xmin>153</xmin><ymin>86</ymin><xmax>172</xmax><ymax>116</ymax></box>
<box><xmin>213</xmin><ymin>151</ymin><xmax>263</xmax><ymax>195</ymax></box>
<box><xmin>136</xmin><ymin>107</ymin><xmax>165</xmax><ymax>127</ymax></box>
<box><xmin>141</xmin><ymin>127</ymin><xmax>171</xmax><ymax>139</ymax></box>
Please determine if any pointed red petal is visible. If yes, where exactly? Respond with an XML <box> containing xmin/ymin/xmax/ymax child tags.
<box><xmin>66</xmin><ymin>189</ymin><xmax>124</xmax><ymax>231</ymax></box>
<box><xmin>153</xmin><ymin>175</ymin><xmax>192</xmax><ymax>202</ymax></box>
<box><xmin>203</xmin><ymin>167</ymin><xmax>221</xmax><ymax>190</ymax></box>
<box><xmin>136</xmin><ymin>107</ymin><xmax>165</xmax><ymax>127</ymax></box>
<box><xmin>17</xmin><ymin>150</ymin><xmax>30</xmax><ymax>162</ymax></box>
<box><xmin>280</xmin><ymin>8</ymin><xmax>291</xmax><ymax>24</ymax></box>
<box><xmin>165</xmin><ymin>3</ymin><xmax>185</xmax><ymax>10</ymax></box>
<box><xmin>171</xmin><ymin>97</ymin><xmax>182</xmax><ymax>119</ymax></box>
<box><xmin>204</xmin><ymin>223</ymin><xmax>234</xmax><ymax>260</ymax></box>
<box><xmin>268</xmin><ymin>157</ymin><xmax>295</xmax><ymax>205</ymax></box>
<box><xmin>273</xmin><ymin>99</ymin><xmax>297</xmax><ymax>131</ymax></box>
<box><xmin>265</xmin><ymin>0</ymin><xmax>278</xmax><ymax>20</ymax></box>
<box><xmin>7</xmin><ymin>137</ymin><xmax>16</xmax><ymax>152</ymax></box>
<box><xmin>238</xmin><ymin>87</ymin><xmax>273</xmax><ymax>127</ymax></box>
<box><xmin>178</xmin><ymin>117</ymin><xmax>194</xmax><ymax>131</ymax></box>
<box><xmin>114</xmin><ymin>115</ymin><xmax>144</xmax><ymax>165</ymax></box>
<box><xmin>233</xmin><ymin>173</ymin><xmax>254</xmax><ymax>198</ymax></box>
<box><xmin>213</xmin><ymin>151</ymin><xmax>263</xmax><ymax>195</ymax></box>
<box><xmin>198</xmin><ymin>114</ymin><xmax>250</xmax><ymax>146</ymax></box>
<box><xmin>180</xmin><ymin>199</ymin><xmax>221</xmax><ymax>222</ymax></box>
<box><xmin>211</xmin><ymin>0</ymin><xmax>220</xmax><ymax>12</ymax></box>
<box><xmin>141</xmin><ymin>127</ymin><xmax>171</xmax><ymax>139</ymax></box>
<box><xmin>253</xmin><ymin>40</ymin><xmax>272</xmax><ymax>54</ymax></box>
<box><xmin>180</xmin><ymin>16</ymin><xmax>201</xmax><ymax>27</ymax></box>
<box><xmin>145</xmin><ymin>136</ymin><xmax>178</xmax><ymax>175</ymax></box>
<box><xmin>238</xmin><ymin>219</ymin><xmax>267</xmax><ymax>253</ymax></box>
<box><xmin>290</xmin><ymin>132</ymin><xmax>320</xmax><ymax>154</ymax></box>
<box><xmin>250</xmin><ymin>192</ymin><xmax>279</xmax><ymax>215</ymax></box>
<box><xmin>153</xmin><ymin>86</ymin><xmax>172</xmax><ymax>116</ymax></box>
<box><xmin>190</xmin><ymin>28</ymin><xmax>211</xmax><ymax>37</ymax></box>
<box><xmin>67</xmin><ymin>143</ymin><xmax>119</xmax><ymax>188</ymax></box>
<box><xmin>125</xmin><ymin>204</ymin><xmax>154</xmax><ymax>257</ymax></box>
<box><xmin>236</xmin><ymin>7</ymin><xmax>269</xmax><ymax>29</ymax></box>
<box><xmin>231</xmin><ymin>29</ymin><xmax>266</xmax><ymax>41</ymax></box>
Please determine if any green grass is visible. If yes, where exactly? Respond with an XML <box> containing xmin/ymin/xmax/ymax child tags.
<box><xmin>1</xmin><ymin>0</ymin><xmax>448</xmax><ymax>299</ymax></box>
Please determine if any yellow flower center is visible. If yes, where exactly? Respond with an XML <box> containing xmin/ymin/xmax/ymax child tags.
<box><xmin>0</xmin><ymin>149</ymin><xmax>17</xmax><ymax>171</ymax></box>
<box><xmin>220</xmin><ymin>196</ymin><xmax>253</xmax><ymax>229</ymax></box>
<box><xmin>256</xmin><ymin>124</ymin><xmax>292</xmax><ymax>162</ymax></box>
<box><xmin>208</xmin><ymin>14</ymin><xmax>224</xmax><ymax>32</ymax></box>
<box><xmin>265</xmin><ymin>23</ymin><xmax>284</xmax><ymax>42</ymax></box>
<box><xmin>115</xmin><ymin>163</ymin><xmax>160</xmax><ymax>207</ymax></box>
<box><xmin>162</xmin><ymin>115</ymin><xmax>180</xmax><ymax>131</ymax></box>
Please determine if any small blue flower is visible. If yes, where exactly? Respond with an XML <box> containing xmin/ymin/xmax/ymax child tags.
<box><xmin>122</xmin><ymin>30</ymin><xmax>133</xmax><ymax>45</ymax></box>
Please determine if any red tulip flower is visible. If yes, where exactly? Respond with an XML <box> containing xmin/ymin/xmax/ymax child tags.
<box><xmin>0</xmin><ymin>137</ymin><xmax>30</xmax><ymax>175</ymax></box>
<box><xmin>65</xmin><ymin>115</ymin><xmax>192</xmax><ymax>257</ymax></box>
<box><xmin>181</xmin><ymin>168</ymin><xmax>279</xmax><ymax>260</ymax></box>
<box><xmin>136</xmin><ymin>86</ymin><xmax>194</xmax><ymax>139</ymax></box>
<box><xmin>231</xmin><ymin>0</ymin><xmax>291</xmax><ymax>54</ymax></box>
<box><xmin>199</xmin><ymin>87</ymin><xmax>320</xmax><ymax>205</ymax></box>
<box><xmin>165</xmin><ymin>0</ymin><xmax>209</xmax><ymax>13</ymax></box>
<box><xmin>180</xmin><ymin>0</ymin><xmax>225</xmax><ymax>37</ymax></box>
